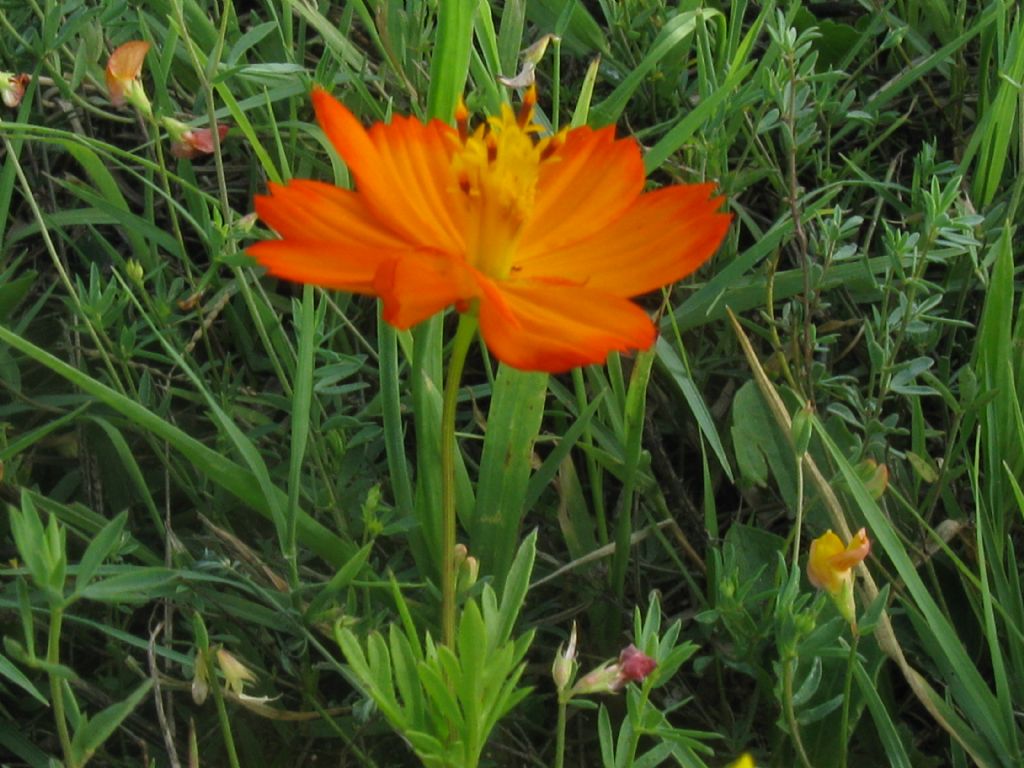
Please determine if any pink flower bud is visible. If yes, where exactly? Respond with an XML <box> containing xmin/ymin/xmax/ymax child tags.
<box><xmin>615</xmin><ymin>644</ymin><xmax>657</xmax><ymax>687</ymax></box>
<box><xmin>170</xmin><ymin>123</ymin><xmax>230</xmax><ymax>159</ymax></box>
<box><xmin>1</xmin><ymin>73</ymin><xmax>29</xmax><ymax>108</ymax></box>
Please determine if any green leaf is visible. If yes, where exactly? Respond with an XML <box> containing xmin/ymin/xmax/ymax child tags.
<box><xmin>0</xmin><ymin>270</ymin><xmax>35</xmax><ymax>320</ymax></box>
<box><xmin>0</xmin><ymin>651</ymin><xmax>48</xmax><ymax>706</ymax></box>
<box><xmin>73</xmin><ymin>511</ymin><xmax>127</xmax><ymax>596</ymax></box>
<box><xmin>69</xmin><ymin>680</ymin><xmax>153</xmax><ymax>766</ymax></box>
<box><xmin>494</xmin><ymin>530</ymin><xmax>536</xmax><ymax>648</ymax></box>
<box><xmin>285</xmin><ymin>286</ymin><xmax>317</xmax><ymax>565</ymax></box>
<box><xmin>656</xmin><ymin>338</ymin><xmax>733</xmax><ymax>480</ymax></box>
<box><xmin>525</xmin><ymin>0</ymin><xmax>609</xmax><ymax>56</ymax></box>
<box><xmin>8</xmin><ymin>494</ymin><xmax>49</xmax><ymax>592</ymax></box>
<box><xmin>304</xmin><ymin>541</ymin><xmax>373</xmax><ymax>618</ymax></box>
<box><xmin>77</xmin><ymin>568</ymin><xmax>179</xmax><ymax>603</ymax></box>
<box><xmin>388</xmin><ymin>624</ymin><xmax>424</xmax><ymax>729</ymax></box>
<box><xmin>469</xmin><ymin>366</ymin><xmax>547</xmax><ymax>585</ymax></box>
<box><xmin>59</xmin><ymin>142</ymin><xmax>152</xmax><ymax>269</ymax></box>
<box><xmin>427</xmin><ymin>2</ymin><xmax>475</xmax><ymax>121</ymax></box>
<box><xmin>853</xmin><ymin>656</ymin><xmax>912</xmax><ymax>768</ymax></box>
<box><xmin>590</xmin><ymin>10</ymin><xmax>719</xmax><ymax>126</ymax></box>
<box><xmin>0</xmin><ymin>324</ymin><xmax>352</xmax><ymax>567</ymax></box>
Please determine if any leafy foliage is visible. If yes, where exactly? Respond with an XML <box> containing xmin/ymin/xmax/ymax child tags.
<box><xmin>1</xmin><ymin>0</ymin><xmax>1023</xmax><ymax>765</ymax></box>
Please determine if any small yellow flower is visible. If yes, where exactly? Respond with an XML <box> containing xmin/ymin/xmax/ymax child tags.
<box><xmin>725</xmin><ymin>754</ymin><xmax>756</xmax><ymax>768</ymax></box>
<box><xmin>807</xmin><ymin>528</ymin><xmax>870</xmax><ymax>594</ymax></box>
<box><xmin>808</xmin><ymin>528</ymin><xmax>870</xmax><ymax>628</ymax></box>
<box><xmin>216</xmin><ymin>648</ymin><xmax>257</xmax><ymax>695</ymax></box>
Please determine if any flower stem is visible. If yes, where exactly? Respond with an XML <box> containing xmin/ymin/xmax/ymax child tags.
<box><xmin>554</xmin><ymin>696</ymin><xmax>568</xmax><ymax>768</ymax></box>
<box><xmin>47</xmin><ymin>605</ymin><xmax>75</xmax><ymax>768</ymax></box>
<box><xmin>839</xmin><ymin>635</ymin><xmax>859</xmax><ymax>768</ymax></box>
<box><xmin>783</xmin><ymin>655</ymin><xmax>813</xmax><ymax>768</ymax></box>
<box><xmin>208</xmin><ymin>653</ymin><xmax>241</xmax><ymax>768</ymax></box>
<box><xmin>441</xmin><ymin>312</ymin><xmax>478</xmax><ymax>647</ymax></box>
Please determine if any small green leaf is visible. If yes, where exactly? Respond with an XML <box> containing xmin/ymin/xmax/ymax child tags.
<box><xmin>0</xmin><ymin>651</ymin><xmax>48</xmax><ymax>706</ymax></box>
<box><xmin>70</xmin><ymin>680</ymin><xmax>153</xmax><ymax>765</ymax></box>
<box><xmin>77</xmin><ymin>568</ymin><xmax>178</xmax><ymax>603</ymax></box>
<box><xmin>74</xmin><ymin>511</ymin><xmax>127</xmax><ymax>596</ymax></box>
<box><xmin>305</xmin><ymin>541</ymin><xmax>373</xmax><ymax>618</ymax></box>
<box><xmin>494</xmin><ymin>530</ymin><xmax>536</xmax><ymax>648</ymax></box>
<box><xmin>906</xmin><ymin>450</ymin><xmax>938</xmax><ymax>483</ymax></box>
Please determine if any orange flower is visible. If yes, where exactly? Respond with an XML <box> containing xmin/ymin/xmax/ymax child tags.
<box><xmin>105</xmin><ymin>40</ymin><xmax>150</xmax><ymax>111</ymax></box>
<box><xmin>249</xmin><ymin>88</ymin><xmax>730</xmax><ymax>372</ymax></box>
<box><xmin>168</xmin><ymin>123</ymin><xmax>230</xmax><ymax>159</ymax></box>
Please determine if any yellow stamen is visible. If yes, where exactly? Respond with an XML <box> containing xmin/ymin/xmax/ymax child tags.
<box><xmin>451</xmin><ymin>90</ymin><xmax>559</xmax><ymax>280</ymax></box>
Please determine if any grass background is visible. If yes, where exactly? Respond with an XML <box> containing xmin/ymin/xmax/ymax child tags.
<box><xmin>1</xmin><ymin>0</ymin><xmax>1023</xmax><ymax>765</ymax></box>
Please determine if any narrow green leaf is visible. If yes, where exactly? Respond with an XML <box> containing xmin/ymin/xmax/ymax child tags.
<box><xmin>610</xmin><ymin>348</ymin><xmax>655</xmax><ymax>597</ymax></box>
<box><xmin>73</xmin><ymin>511</ymin><xmax>127</xmax><ymax>596</ymax></box>
<box><xmin>427</xmin><ymin>2</ymin><xmax>475</xmax><ymax>121</ymax></box>
<box><xmin>60</xmin><ymin>142</ymin><xmax>151</xmax><ymax>269</ymax></box>
<box><xmin>0</xmin><ymin>324</ymin><xmax>351</xmax><ymax>567</ymax></box>
<box><xmin>78</xmin><ymin>568</ymin><xmax>179</xmax><ymax>603</ymax></box>
<box><xmin>495</xmin><ymin>530</ymin><xmax>536</xmax><ymax>648</ymax></box>
<box><xmin>0</xmin><ymin>651</ymin><xmax>48</xmax><ymax>706</ymax></box>
<box><xmin>853</xmin><ymin>658</ymin><xmax>912</xmax><ymax>768</ymax></box>
<box><xmin>285</xmin><ymin>286</ymin><xmax>316</xmax><ymax>567</ymax></box>
<box><xmin>69</xmin><ymin>680</ymin><xmax>153</xmax><ymax>765</ymax></box>
<box><xmin>305</xmin><ymin>541</ymin><xmax>374</xmax><ymax>618</ymax></box>
<box><xmin>590</xmin><ymin>10</ymin><xmax>719</xmax><ymax>126</ymax></box>
<box><xmin>470</xmin><ymin>366</ymin><xmax>547</xmax><ymax>584</ymax></box>
<box><xmin>656</xmin><ymin>338</ymin><xmax>733</xmax><ymax>481</ymax></box>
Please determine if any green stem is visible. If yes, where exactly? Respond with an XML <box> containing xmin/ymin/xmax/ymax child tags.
<box><xmin>47</xmin><ymin>605</ymin><xmax>75</xmax><ymax>768</ymax></box>
<box><xmin>208</xmin><ymin>654</ymin><xmax>241</xmax><ymax>768</ymax></box>
<box><xmin>554</xmin><ymin>695</ymin><xmax>568</xmax><ymax>768</ymax></box>
<box><xmin>441</xmin><ymin>312</ymin><xmax>478</xmax><ymax>647</ymax></box>
<box><xmin>839</xmin><ymin>635</ymin><xmax>859</xmax><ymax>768</ymax></box>
<box><xmin>793</xmin><ymin>455</ymin><xmax>805</xmax><ymax>567</ymax></box>
<box><xmin>621</xmin><ymin>685</ymin><xmax>652</xmax><ymax>765</ymax></box>
<box><xmin>783</xmin><ymin>655</ymin><xmax>813</xmax><ymax>768</ymax></box>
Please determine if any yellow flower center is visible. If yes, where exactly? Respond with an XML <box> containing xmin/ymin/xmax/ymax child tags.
<box><xmin>451</xmin><ymin>89</ymin><xmax>561</xmax><ymax>280</ymax></box>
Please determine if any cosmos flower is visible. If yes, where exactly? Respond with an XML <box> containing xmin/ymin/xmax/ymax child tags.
<box><xmin>250</xmin><ymin>87</ymin><xmax>730</xmax><ymax>373</ymax></box>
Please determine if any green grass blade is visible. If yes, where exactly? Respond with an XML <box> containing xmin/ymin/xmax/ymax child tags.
<box><xmin>469</xmin><ymin>367</ymin><xmax>547</xmax><ymax>585</ymax></box>
<box><xmin>427</xmin><ymin>2</ymin><xmax>475</xmax><ymax>121</ymax></box>
<box><xmin>589</xmin><ymin>9</ymin><xmax>720</xmax><ymax>127</ymax></box>
<box><xmin>0</xmin><ymin>323</ymin><xmax>351</xmax><ymax>567</ymax></box>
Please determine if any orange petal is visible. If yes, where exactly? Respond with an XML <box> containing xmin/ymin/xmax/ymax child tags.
<box><xmin>255</xmin><ymin>180</ymin><xmax>411</xmax><ymax>250</ymax></box>
<box><xmin>106</xmin><ymin>40</ymin><xmax>149</xmax><ymax>105</ymax></box>
<box><xmin>518</xmin><ymin>183</ymin><xmax>731</xmax><ymax>297</ymax></box>
<box><xmin>521</xmin><ymin>126</ymin><xmax>644</xmax><ymax>251</ymax></box>
<box><xmin>374</xmin><ymin>253</ymin><xmax>478</xmax><ymax>329</ymax></box>
<box><xmin>246</xmin><ymin>240</ymin><xmax>397</xmax><ymax>294</ymax></box>
<box><xmin>830</xmin><ymin>528</ymin><xmax>871</xmax><ymax>571</ymax></box>
<box><xmin>311</xmin><ymin>88</ymin><xmax>464</xmax><ymax>254</ymax></box>
<box><xmin>475</xmin><ymin>278</ymin><xmax>656</xmax><ymax>372</ymax></box>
